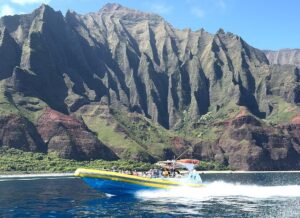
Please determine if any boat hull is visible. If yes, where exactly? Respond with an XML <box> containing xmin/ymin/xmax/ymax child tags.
<box><xmin>75</xmin><ymin>168</ymin><xmax>203</xmax><ymax>196</ymax></box>
<box><xmin>82</xmin><ymin>177</ymin><xmax>160</xmax><ymax>195</ymax></box>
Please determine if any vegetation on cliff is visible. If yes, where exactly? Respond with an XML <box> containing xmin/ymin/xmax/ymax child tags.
<box><xmin>0</xmin><ymin>4</ymin><xmax>300</xmax><ymax>170</ymax></box>
<box><xmin>0</xmin><ymin>147</ymin><xmax>153</xmax><ymax>173</ymax></box>
<box><xmin>0</xmin><ymin>147</ymin><xmax>226</xmax><ymax>173</ymax></box>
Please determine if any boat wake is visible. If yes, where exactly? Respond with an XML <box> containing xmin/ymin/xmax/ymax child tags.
<box><xmin>136</xmin><ymin>181</ymin><xmax>300</xmax><ymax>200</ymax></box>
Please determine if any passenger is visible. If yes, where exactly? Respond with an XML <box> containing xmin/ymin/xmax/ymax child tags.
<box><xmin>162</xmin><ymin>168</ymin><xmax>170</xmax><ymax>177</ymax></box>
<box><xmin>175</xmin><ymin>169</ymin><xmax>181</xmax><ymax>177</ymax></box>
<box><xmin>158</xmin><ymin>169</ymin><xmax>162</xmax><ymax>177</ymax></box>
<box><xmin>133</xmin><ymin>170</ymin><xmax>138</xmax><ymax>176</ymax></box>
<box><xmin>149</xmin><ymin>169</ymin><xmax>154</xmax><ymax>178</ymax></box>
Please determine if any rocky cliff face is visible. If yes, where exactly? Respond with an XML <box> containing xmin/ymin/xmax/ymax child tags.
<box><xmin>0</xmin><ymin>4</ymin><xmax>300</xmax><ymax>169</ymax></box>
<box><xmin>37</xmin><ymin>108</ymin><xmax>118</xmax><ymax>160</ymax></box>
<box><xmin>264</xmin><ymin>49</ymin><xmax>300</xmax><ymax>68</ymax></box>
<box><xmin>193</xmin><ymin>112</ymin><xmax>300</xmax><ymax>170</ymax></box>
<box><xmin>0</xmin><ymin>114</ymin><xmax>46</xmax><ymax>152</ymax></box>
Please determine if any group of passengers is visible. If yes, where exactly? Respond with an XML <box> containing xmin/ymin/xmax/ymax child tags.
<box><xmin>112</xmin><ymin>166</ymin><xmax>181</xmax><ymax>178</ymax></box>
<box><xmin>115</xmin><ymin>168</ymin><xmax>181</xmax><ymax>178</ymax></box>
<box><xmin>161</xmin><ymin>168</ymin><xmax>181</xmax><ymax>178</ymax></box>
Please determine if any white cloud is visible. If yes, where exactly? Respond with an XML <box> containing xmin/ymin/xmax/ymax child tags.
<box><xmin>191</xmin><ymin>7</ymin><xmax>205</xmax><ymax>18</ymax></box>
<box><xmin>10</xmin><ymin>0</ymin><xmax>51</xmax><ymax>5</ymax></box>
<box><xmin>150</xmin><ymin>3</ymin><xmax>173</xmax><ymax>14</ymax></box>
<box><xmin>0</xmin><ymin>4</ymin><xmax>16</xmax><ymax>17</ymax></box>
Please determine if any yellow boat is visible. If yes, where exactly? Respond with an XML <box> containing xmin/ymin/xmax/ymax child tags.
<box><xmin>74</xmin><ymin>160</ymin><xmax>204</xmax><ymax>196</ymax></box>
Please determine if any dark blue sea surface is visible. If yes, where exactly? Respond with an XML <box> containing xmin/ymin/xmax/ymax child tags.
<box><xmin>1</xmin><ymin>172</ymin><xmax>300</xmax><ymax>217</ymax></box>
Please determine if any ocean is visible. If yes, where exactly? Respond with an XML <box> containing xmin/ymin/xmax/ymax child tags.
<box><xmin>1</xmin><ymin>172</ymin><xmax>300</xmax><ymax>217</ymax></box>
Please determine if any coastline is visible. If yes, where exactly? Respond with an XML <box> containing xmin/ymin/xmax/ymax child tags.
<box><xmin>197</xmin><ymin>170</ymin><xmax>300</xmax><ymax>174</ymax></box>
<box><xmin>0</xmin><ymin>172</ymin><xmax>74</xmax><ymax>179</ymax></box>
<box><xmin>2</xmin><ymin>170</ymin><xmax>300</xmax><ymax>178</ymax></box>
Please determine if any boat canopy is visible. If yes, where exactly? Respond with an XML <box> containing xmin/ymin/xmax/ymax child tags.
<box><xmin>156</xmin><ymin>159</ymin><xmax>200</xmax><ymax>171</ymax></box>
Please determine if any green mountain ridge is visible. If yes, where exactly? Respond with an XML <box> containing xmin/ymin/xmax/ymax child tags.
<box><xmin>0</xmin><ymin>3</ymin><xmax>300</xmax><ymax>170</ymax></box>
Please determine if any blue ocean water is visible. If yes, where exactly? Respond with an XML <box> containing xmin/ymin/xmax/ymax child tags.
<box><xmin>1</xmin><ymin>172</ymin><xmax>300</xmax><ymax>217</ymax></box>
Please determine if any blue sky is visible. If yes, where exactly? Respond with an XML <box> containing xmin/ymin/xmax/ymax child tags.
<box><xmin>0</xmin><ymin>0</ymin><xmax>299</xmax><ymax>50</ymax></box>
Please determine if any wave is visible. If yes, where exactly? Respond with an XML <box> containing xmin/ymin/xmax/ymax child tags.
<box><xmin>136</xmin><ymin>181</ymin><xmax>300</xmax><ymax>200</ymax></box>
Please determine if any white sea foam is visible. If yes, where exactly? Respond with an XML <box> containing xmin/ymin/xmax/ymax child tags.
<box><xmin>136</xmin><ymin>181</ymin><xmax>300</xmax><ymax>200</ymax></box>
<box><xmin>0</xmin><ymin>173</ymin><xmax>74</xmax><ymax>181</ymax></box>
